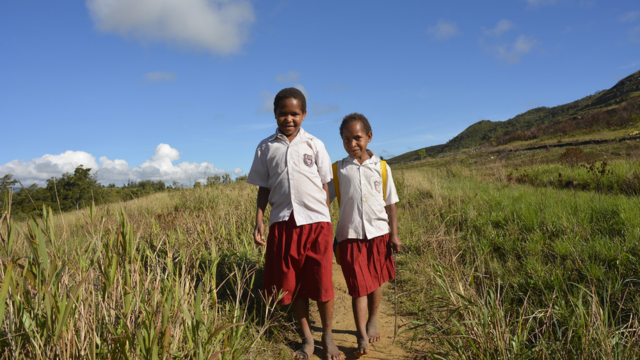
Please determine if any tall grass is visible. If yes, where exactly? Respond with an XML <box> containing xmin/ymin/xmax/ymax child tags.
<box><xmin>0</xmin><ymin>185</ymin><xmax>287</xmax><ymax>359</ymax></box>
<box><xmin>395</xmin><ymin>166</ymin><xmax>640</xmax><ymax>358</ymax></box>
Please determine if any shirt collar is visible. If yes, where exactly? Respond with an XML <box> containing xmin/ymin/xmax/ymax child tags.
<box><xmin>345</xmin><ymin>149</ymin><xmax>379</xmax><ymax>165</ymax></box>
<box><xmin>269</xmin><ymin>127</ymin><xmax>307</xmax><ymax>143</ymax></box>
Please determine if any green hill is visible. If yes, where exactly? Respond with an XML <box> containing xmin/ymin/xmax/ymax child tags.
<box><xmin>389</xmin><ymin>69</ymin><xmax>640</xmax><ymax>164</ymax></box>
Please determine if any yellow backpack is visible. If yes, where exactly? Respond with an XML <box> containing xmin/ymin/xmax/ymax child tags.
<box><xmin>332</xmin><ymin>160</ymin><xmax>387</xmax><ymax>265</ymax></box>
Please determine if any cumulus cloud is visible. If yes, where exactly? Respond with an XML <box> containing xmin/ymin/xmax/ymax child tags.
<box><xmin>481</xmin><ymin>34</ymin><xmax>537</xmax><ymax>64</ymax></box>
<box><xmin>482</xmin><ymin>19</ymin><xmax>515</xmax><ymax>37</ymax></box>
<box><xmin>233</xmin><ymin>168</ymin><xmax>243</xmax><ymax>176</ymax></box>
<box><xmin>427</xmin><ymin>20</ymin><xmax>461</xmax><ymax>40</ymax></box>
<box><xmin>620</xmin><ymin>11</ymin><xmax>640</xmax><ymax>23</ymax></box>
<box><xmin>1</xmin><ymin>144</ymin><xmax>231</xmax><ymax>186</ymax></box>
<box><xmin>275</xmin><ymin>71</ymin><xmax>301</xmax><ymax>83</ymax></box>
<box><xmin>144</xmin><ymin>72</ymin><xmax>176</xmax><ymax>83</ymax></box>
<box><xmin>86</xmin><ymin>0</ymin><xmax>255</xmax><ymax>55</ymax></box>
<box><xmin>0</xmin><ymin>151</ymin><xmax>99</xmax><ymax>186</ymax></box>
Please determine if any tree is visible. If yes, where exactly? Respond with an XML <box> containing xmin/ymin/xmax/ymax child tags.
<box><xmin>0</xmin><ymin>174</ymin><xmax>18</xmax><ymax>192</ymax></box>
<box><xmin>222</xmin><ymin>173</ymin><xmax>232</xmax><ymax>185</ymax></box>
<box><xmin>0</xmin><ymin>173</ymin><xmax>18</xmax><ymax>211</ymax></box>
<box><xmin>207</xmin><ymin>175</ymin><xmax>222</xmax><ymax>186</ymax></box>
<box><xmin>46</xmin><ymin>166</ymin><xmax>102</xmax><ymax>211</ymax></box>
<box><xmin>418</xmin><ymin>149</ymin><xmax>427</xmax><ymax>160</ymax></box>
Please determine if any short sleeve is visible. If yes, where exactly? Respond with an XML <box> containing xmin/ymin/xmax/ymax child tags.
<box><xmin>247</xmin><ymin>143</ymin><xmax>269</xmax><ymax>188</ymax></box>
<box><xmin>314</xmin><ymin>140</ymin><xmax>332</xmax><ymax>184</ymax></box>
<box><xmin>384</xmin><ymin>164</ymin><xmax>399</xmax><ymax>205</ymax></box>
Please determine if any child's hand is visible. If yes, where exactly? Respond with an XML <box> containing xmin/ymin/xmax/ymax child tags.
<box><xmin>253</xmin><ymin>222</ymin><xmax>266</xmax><ymax>246</ymax></box>
<box><xmin>390</xmin><ymin>234</ymin><xmax>402</xmax><ymax>253</ymax></box>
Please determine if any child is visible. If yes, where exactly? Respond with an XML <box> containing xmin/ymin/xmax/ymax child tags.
<box><xmin>247</xmin><ymin>88</ymin><xmax>343</xmax><ymax>360</ymax></box>
<box><xmin>329</xmin><ymin>113</ymin><xmax>401</xmax><ymax>357</ymax></box>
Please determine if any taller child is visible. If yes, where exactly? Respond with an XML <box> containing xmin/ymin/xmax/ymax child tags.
<box><xmin>248</xmin><ymin>88</ymin><xmax>343</xmax><ymax>360</ymax></box>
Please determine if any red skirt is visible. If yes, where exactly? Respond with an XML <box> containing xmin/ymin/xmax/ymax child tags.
<box><xmin>339</xmin><ymin>233</ymin><xmax>395</xmax><ymax>298</ymax></box>
<box><xmin>263</xmin><ymin>213</ymin><xmax>334</xmax><ymax>305</ymax></box>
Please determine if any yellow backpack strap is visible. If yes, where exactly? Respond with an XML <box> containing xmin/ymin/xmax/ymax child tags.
<box><xmin>381</xmin><ymin>160</ymin><xmax>387</xmax><ymax>202</ymax></box>
<box><xmin>332</xmin><ymin>161</ymin><xmax>341</xmax><ymax>206</ymax></box>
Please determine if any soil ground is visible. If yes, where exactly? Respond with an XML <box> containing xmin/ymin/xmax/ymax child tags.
<box><xmin>300</xmin><ymin>262</ymin><xmax>413</xmax><ymax>360</ymax></box>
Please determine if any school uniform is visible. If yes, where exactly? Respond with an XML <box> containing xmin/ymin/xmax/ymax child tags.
<box><xmin>329</xmin><ymin>150</ymin><xmax>399</xmax><ymax>298</ymax></box>
<box><xmin>248</xmin><ymin>128</ymin><xmax>334</xmax><ymax>305</ymax></box>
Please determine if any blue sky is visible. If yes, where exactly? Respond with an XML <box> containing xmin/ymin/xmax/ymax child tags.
<box><xmin>1</xmin><ymin>0</ymin><xmax>639</xmax><ymax>186</ymax></box>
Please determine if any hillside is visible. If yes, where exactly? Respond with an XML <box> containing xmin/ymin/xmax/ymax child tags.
<box><xmin>389</xmin><ymin>69</ymin><xmax>640</xmax><ymax>164</ymax></box>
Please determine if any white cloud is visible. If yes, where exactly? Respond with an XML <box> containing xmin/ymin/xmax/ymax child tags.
<box><xmin>275</xmin><ymin>71</ymin><xmax>301</xmax><ymax>83</ymax></box>
<box><xmin>144</xmin><ymin>72</ymin><xmax>176</xmax><ymax>83</ymax></box>
<box><xmin>0</xmin><ymin>151</ymin><xmax>99</xmax><ymax>186</ymax></box>
<box><xmin>86</xmin><ymin>0</ymin><xmax>255</xmax><ymax>55</ymax></box>
<box><xmin>482</xmin><ymin>34</ymin><xmax>537</xmax><ymax>63</ymax></box>
<box><xmin>482</xmin><ymin>19</ymin><xmax>515</xmax><ymax>37</ymax></box>
<box><xmin>620</xmin><ymin>11</ymin><xmax>640</xmax><ymax>23</ymax></box>
<box><xmin>233</xmin><ymin>168</ymin><xmax>243</xmax><ymax>176</ymax></box>
<box><xmin>427</xmin><ymin>20</ymin><xmax>461</xmax><ymax>40</ymax></box>
<box><xmin>1</xmin><ymin>144</ymin><xmax>230</xmax><ymax>186</ymax></box>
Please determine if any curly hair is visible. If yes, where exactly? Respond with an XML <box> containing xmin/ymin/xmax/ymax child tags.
<box><xmin>339</xmin><ymin>112</ymin><xmax>372</xmax><ymax>138</ymax></box>
<box><xmin>273</xmin><ymin>87</ymin><xmax>306</xmax><ymax>114</ymax></box>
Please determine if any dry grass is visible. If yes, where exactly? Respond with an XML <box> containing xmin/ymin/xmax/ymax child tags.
<box><xmin>0</xmin><ymin>184</ymin><xmax>292</xmax><ymax>359</ymax></box>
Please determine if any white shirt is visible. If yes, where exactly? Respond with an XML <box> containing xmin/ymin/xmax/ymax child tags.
<box><xmin>247</xmin><ymin>128</ymin><xmax>332</xmax><ymax>226</ymax></box>
<box><xmin>328</xmin><ymin>151</ymin><xmax>399</xmax><ymax>242</ymax></box>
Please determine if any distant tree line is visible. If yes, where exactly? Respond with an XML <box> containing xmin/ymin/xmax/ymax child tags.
<box><xmin>1</xmin><ymin>166</ymin><xmax>245</xmax><ymax>220</ymax></box>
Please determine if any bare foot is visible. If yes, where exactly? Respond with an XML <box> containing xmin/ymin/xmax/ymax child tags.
<box><xmin>321</xmin><ymin>333</ymin><xmax>343</xmax><ymax>360</ymax></box>
<box><xmin>366</xmin><ymin>319</ymin><xmax>381</xmax><ymax>343</ymax></box>
<box><xmin>294</xmin><ymin>337</ymin><xmax>314</xmax><ymax>360</ymax></box>
<box><xmin>353</xmin><ymin>334</ymin><xmax>369</xmax><ymax>358</ymax></box>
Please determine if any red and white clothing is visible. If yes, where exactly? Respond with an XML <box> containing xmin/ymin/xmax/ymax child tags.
<box><xmin>248</xmin><ymin>128</ymin><xmax>334</xmax><ymax>304</ymax></box>
<box><xmin>263</xmin><ymin>212</ymin><xmax>334</xmax><ymax>305</ymax></box>
<box><xmin>248</xmin><ymin>128</ymin><xmax>332</xmax><ymax>226</ymax></box>
<box><xmin>328</xmin><ymin>151</ymin><xmax>399</xmax><ymax>243</ymax></box>
<box><xmin>338</xmin><ymin>234</ymin><xmax>395</xmax><ymax>298</ymax></box>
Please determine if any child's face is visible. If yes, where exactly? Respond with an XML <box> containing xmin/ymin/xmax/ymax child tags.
<box><xmin>342</xmin><ymin>121</ymin><xmax>372</xmax><ymax>162</ymax></box>
<box><xmin>275</xmin><ymin>97</ymin><xmax>306</xmax><ymax>141</ymax></box>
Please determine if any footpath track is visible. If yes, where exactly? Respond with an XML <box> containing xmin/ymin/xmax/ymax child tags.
<box><xmin>304</xmin><ymin>262</ymin><xmax>412</xmax><ymax>360</ymax></box>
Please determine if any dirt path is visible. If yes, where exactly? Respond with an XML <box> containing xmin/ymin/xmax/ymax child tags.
<box><xmin>303</xmin><ymin>262</ymin><xmax>413</xmax><ymax>360</ymax></box>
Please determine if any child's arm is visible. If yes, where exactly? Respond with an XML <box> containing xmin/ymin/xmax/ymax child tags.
<box><xmin>385</xmin><ymin>203</ymin><xmax>401</xmax><ymax>253</ymax></box>
<box><xmin>323</xmin><ymin>183</ymin><xmax>331</xmax><ymax>209</ymax></box>
<box><xmin>253</xmin><ymin>186</ymin><xmax>270</xmax><ymax>246</ymax></box>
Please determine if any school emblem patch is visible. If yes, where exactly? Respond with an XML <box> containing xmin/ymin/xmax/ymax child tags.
<box><xmin>303</xmin><ymin>154</ymin><xmax>313</xmax><ymax>167</ymax></box>
<box><xmin>374</xmin><ymin>180</ymin><xmax>382</xmax><ymax>193</ymax></box>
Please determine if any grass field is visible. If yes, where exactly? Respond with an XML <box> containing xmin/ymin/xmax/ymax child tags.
<box><xmin>1</xmin><ymin>140</ymin><xmax>639</xmax><ymax>359</ymax></box>
<box><xmin>394</xmin><ymin>141</ymin><xmax>640</xmax><ymax>358</ymax></box>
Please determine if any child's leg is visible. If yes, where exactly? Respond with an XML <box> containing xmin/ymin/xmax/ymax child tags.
<box><xmin>366</xmin><ymin>287</ymin><xmax>382</xmax><ymax>342</ymax></box>
<box><xmin>317</xmin><ymin>299</ymin><xmax>342</xmax><ymax>360</ymax></box>
<box><xmin>293</xmin><ymin>298</ymin><xmax>314</xmax><ymax>360</ymax></box>
<box><xmin>351</xmin><ymin>295</ymin><xmax>369</xmax><ymax>356</ymax></box>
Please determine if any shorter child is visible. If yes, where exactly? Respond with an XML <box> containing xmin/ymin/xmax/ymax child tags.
<box><xmin>329</xmin><ymin>113</ymin><xmax>401</xmax><ymax>357</ymax></box>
